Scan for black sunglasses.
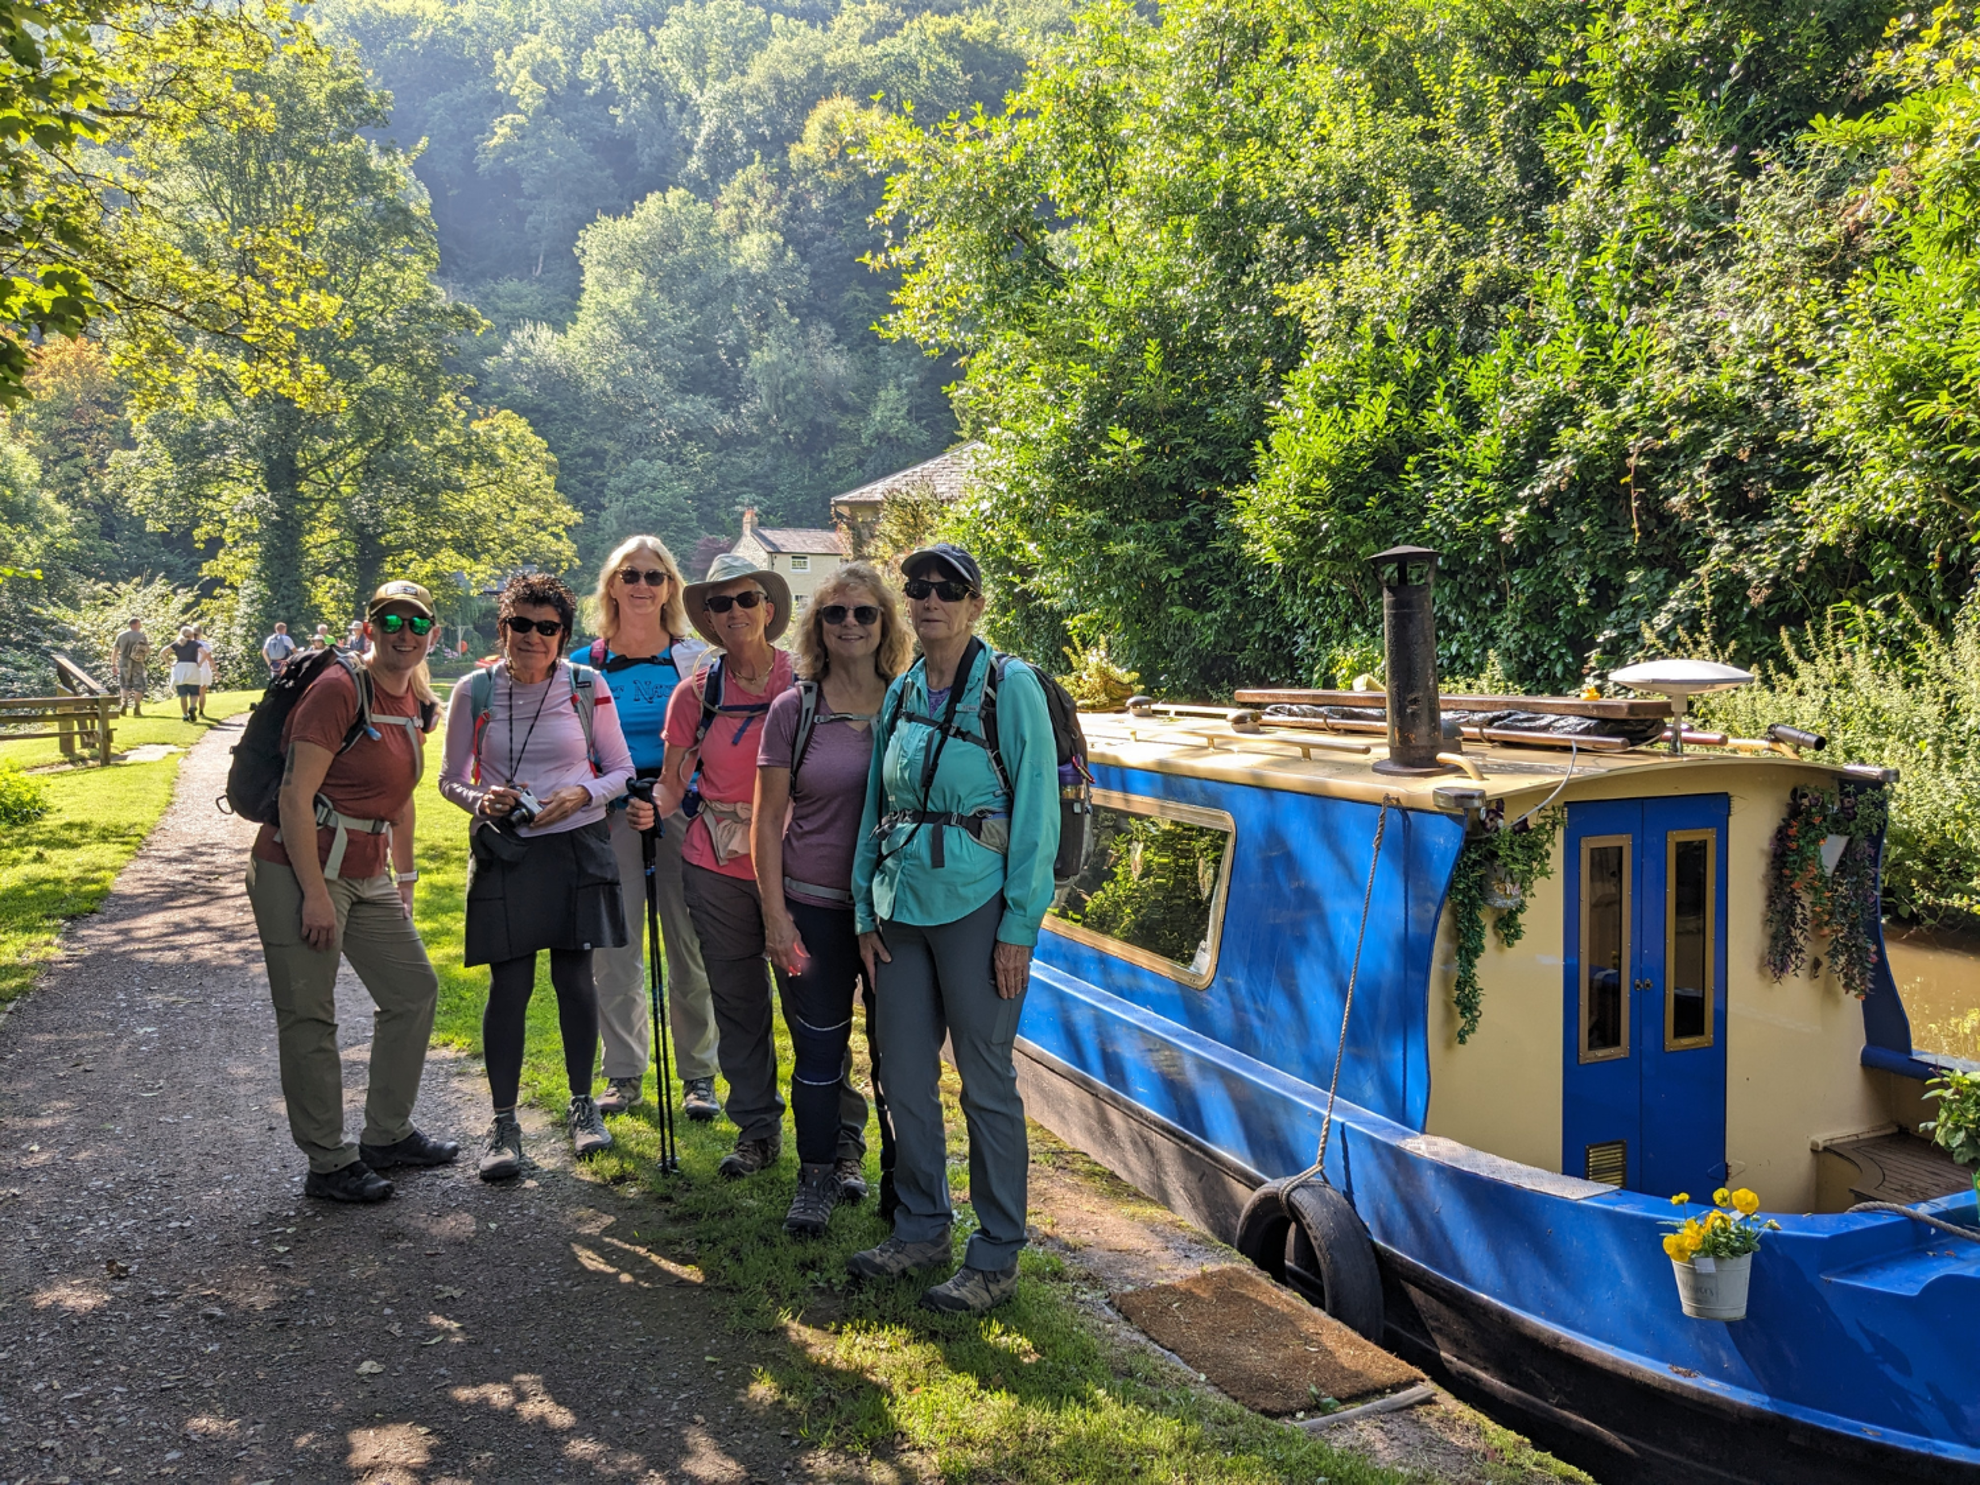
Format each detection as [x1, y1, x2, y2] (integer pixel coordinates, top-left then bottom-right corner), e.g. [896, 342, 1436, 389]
[376, 614, 434, 636]
[503, 616, 565, 637]
[703, 590, 767, 613]
[904, 578, 975, 603]
[617, 567, 670, 587]
[817, 603, 881, 626]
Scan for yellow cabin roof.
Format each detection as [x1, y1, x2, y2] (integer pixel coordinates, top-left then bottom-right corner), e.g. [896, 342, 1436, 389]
[1080, 707, 1861, 809]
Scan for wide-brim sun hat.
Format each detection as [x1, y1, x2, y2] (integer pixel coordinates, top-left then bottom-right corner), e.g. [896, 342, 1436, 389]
[684, 551, 793, 646]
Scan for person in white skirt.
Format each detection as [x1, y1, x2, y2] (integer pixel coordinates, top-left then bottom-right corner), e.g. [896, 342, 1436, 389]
[168, 627, 204, 722]
[194, 624, 216, 718]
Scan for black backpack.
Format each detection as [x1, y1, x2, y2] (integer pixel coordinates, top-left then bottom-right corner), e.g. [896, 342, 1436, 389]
[220, 649, 380, 823]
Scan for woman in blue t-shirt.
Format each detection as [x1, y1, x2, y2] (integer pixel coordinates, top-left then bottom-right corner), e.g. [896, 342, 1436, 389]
[573, 537, 717, 1124]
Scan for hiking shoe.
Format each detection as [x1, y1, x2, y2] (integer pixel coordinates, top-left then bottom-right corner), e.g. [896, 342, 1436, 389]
[846, 1232, 952, 1281]
[569, 1095, 614, 1159]
[304, 1161, 392, 1204]
[479, 1112, 524, 1182]
[717, 1135, 780, 1179]
[834, 1157, 868, 1201]
[784, 1162, 841, 1238]
[920, 1263, 1019, 1314]
[682, 1077, 720, 1122]
[360, 1128, 460, 1169]
[595, 1077, 644, 1115]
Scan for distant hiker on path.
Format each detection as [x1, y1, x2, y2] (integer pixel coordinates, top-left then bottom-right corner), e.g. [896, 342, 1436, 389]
[263, 622, 297, 677]
[168, 627, 204, 722]
[194, 624, 215, 718]
[244, 579, 459, 1203]
[113, 616, 150, 715]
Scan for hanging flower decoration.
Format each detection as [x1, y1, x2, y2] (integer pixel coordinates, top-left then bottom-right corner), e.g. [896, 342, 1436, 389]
[1448, 805, 1564, 1043]
[1763, 782, 1890, 999]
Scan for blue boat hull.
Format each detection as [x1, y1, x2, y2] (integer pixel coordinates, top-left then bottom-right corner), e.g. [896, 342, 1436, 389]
[1023, 761, 1980, 1485]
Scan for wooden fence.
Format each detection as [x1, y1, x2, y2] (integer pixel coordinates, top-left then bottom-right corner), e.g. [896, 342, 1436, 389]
[0, 694, 118, 766]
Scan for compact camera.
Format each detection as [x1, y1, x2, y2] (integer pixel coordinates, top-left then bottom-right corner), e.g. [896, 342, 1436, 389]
[508, 787, 544, 826]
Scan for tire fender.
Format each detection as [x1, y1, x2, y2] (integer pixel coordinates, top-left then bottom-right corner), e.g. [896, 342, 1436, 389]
[1234, 1178, 1385, 1344]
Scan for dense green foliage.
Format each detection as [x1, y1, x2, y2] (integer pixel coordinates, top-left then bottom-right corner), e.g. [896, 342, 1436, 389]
[1705, 609, 1980, 927]
[316, 0, 1060, 567]
[872, 0, 1980, 697]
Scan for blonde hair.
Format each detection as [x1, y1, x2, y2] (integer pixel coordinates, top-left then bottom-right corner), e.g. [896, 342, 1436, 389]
[593, 535, 689, 645]
[794, 562, 913, 681]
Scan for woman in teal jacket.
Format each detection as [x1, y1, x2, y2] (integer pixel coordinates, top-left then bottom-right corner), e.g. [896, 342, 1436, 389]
[850, 543, 1059, 1314]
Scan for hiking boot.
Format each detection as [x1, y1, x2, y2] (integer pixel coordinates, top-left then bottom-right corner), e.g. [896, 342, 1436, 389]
[784, 1162, 841, 1238]
[359, 1128, 460, 1170]
[479, 1112, 524, 1182]
[568, 1095, 614, 1159]
[834, 1157, 868, 1201]
[920, 1263, 1019, 1315]
[717, 1135, 780, 1179]
[304, 1161, 392, 1204]
[595, 1077, 644, 1115]
[682, 1077, 720, 1122]
[846, 1232, 952, 1281]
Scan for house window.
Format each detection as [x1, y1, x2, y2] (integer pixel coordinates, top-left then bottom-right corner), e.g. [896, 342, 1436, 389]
[790, 555, 810, 572]
[1045, 791, 1235, 988]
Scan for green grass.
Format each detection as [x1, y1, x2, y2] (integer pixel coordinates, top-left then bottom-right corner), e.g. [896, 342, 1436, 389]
[0, 690, 259, 770]
[0, 698, 255, 1005]
[408, 728, 1404, 1483]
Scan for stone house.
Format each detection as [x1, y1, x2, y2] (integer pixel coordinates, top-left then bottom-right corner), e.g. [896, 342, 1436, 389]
[727, 509, 846, 615]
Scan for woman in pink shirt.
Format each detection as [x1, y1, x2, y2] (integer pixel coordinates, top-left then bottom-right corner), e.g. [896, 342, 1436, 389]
[439, 573, 635, 1178]
[630, 553, 794, 1180]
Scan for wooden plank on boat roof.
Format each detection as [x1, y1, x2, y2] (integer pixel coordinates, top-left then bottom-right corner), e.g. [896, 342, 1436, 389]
[1232, 687, 1672, 719]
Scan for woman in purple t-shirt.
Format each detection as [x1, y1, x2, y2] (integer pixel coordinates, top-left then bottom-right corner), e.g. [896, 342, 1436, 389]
[752, 562, 913, 1237]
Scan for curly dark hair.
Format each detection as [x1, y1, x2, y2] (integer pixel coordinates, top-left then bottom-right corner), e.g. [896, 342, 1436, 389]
[497, 571, 577, 639]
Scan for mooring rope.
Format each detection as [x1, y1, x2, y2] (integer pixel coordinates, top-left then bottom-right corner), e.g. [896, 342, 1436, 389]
[1846, 1201, 1980, 1243]
[1283, 798, 1393, 1207]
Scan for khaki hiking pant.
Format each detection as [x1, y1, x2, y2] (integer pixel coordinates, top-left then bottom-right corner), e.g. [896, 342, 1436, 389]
[246, 857, 440, 1173]
[594, 806, 719, 1083]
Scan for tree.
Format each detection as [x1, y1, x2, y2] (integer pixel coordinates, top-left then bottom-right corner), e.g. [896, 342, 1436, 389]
[112, 38, 577, 645]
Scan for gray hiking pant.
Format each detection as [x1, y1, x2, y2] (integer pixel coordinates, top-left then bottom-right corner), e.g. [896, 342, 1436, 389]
[876, 892, 1030, 1272]
[594, 806, 719, 1083]
[680, 862, 869, 1155]
[246, 858, 439, 1174]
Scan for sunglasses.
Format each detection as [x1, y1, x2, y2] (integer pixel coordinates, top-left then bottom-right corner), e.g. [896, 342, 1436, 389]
[376, 614, 434, 636]
[502, 616, 565, 637]
[617, 567, 670, 587]
[904, 578, 976, 603]
[818, 603, 881, 626]
[703, 590, 767, 614]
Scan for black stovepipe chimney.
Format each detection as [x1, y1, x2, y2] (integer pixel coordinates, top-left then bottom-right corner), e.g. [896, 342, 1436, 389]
[1370, 545, 1451, 776]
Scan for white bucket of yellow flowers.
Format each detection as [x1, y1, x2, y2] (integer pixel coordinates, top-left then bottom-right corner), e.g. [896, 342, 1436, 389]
[1662, 1188, 1780, 1321]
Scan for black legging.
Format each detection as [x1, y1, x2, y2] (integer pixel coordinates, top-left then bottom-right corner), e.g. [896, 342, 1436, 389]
[483, 949, 598, 1109]
[774, 897, 895, 1176]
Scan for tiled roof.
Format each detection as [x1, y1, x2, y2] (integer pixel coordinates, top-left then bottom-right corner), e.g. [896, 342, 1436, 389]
[750, 527, 846, 555]
[830, 442, 983, 508]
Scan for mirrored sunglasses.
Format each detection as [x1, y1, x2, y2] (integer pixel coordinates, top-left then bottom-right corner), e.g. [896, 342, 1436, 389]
[703, 590, 767, 613]
[817, 603, 881, 626]
[376, 613, 434, 636]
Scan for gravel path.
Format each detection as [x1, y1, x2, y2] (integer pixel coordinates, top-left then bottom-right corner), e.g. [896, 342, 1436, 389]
[0, 719, 825, 1485]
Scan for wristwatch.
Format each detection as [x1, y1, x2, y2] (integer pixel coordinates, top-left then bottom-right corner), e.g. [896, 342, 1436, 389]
[395, 870, 419, 885]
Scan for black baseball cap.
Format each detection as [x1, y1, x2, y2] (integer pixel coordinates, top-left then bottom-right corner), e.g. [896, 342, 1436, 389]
[901, 543, 982, 593]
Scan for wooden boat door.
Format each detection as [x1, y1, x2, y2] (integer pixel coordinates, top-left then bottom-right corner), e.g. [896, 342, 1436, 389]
[1561, 794, 1729, 1196]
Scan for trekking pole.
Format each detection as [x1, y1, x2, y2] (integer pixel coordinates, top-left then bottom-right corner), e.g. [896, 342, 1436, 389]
[629, 780, 679, 1173]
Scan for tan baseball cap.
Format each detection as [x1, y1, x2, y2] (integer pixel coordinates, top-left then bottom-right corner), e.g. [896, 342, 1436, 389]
[366, 580, 436, 620]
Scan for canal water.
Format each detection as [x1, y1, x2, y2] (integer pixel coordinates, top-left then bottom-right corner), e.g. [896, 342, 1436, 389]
[1887, 923, 1980, 1062]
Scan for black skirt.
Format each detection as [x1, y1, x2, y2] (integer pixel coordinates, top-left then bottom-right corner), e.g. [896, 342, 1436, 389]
[464, 817, 626, 967]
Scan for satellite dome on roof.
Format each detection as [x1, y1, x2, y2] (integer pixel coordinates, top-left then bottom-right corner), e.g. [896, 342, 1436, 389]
[1610, 659, 1755, 694]
[1610, 659, 1754, 754]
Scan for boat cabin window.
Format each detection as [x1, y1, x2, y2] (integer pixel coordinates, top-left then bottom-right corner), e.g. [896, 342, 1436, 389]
[1045, 790, 1235, 988]
[1665, 830, 1715, 1049]
[1580, 836, 1631, 1063]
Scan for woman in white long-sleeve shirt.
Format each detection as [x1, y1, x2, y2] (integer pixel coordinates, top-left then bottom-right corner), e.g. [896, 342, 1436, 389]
[438, 573, 634, 1178]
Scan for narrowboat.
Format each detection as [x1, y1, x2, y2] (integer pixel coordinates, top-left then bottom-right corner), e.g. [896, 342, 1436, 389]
[1017, 549, 1980, 1485]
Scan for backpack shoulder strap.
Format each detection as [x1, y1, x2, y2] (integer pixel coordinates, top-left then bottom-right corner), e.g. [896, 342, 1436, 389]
[332, 653, 374, 756]
[692, 657, 724, 748]
[789, 679, 822, 776]
[589, 638, 607, 669]
[977, 651, 1013, 796]
[466, 664, 497, 785]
